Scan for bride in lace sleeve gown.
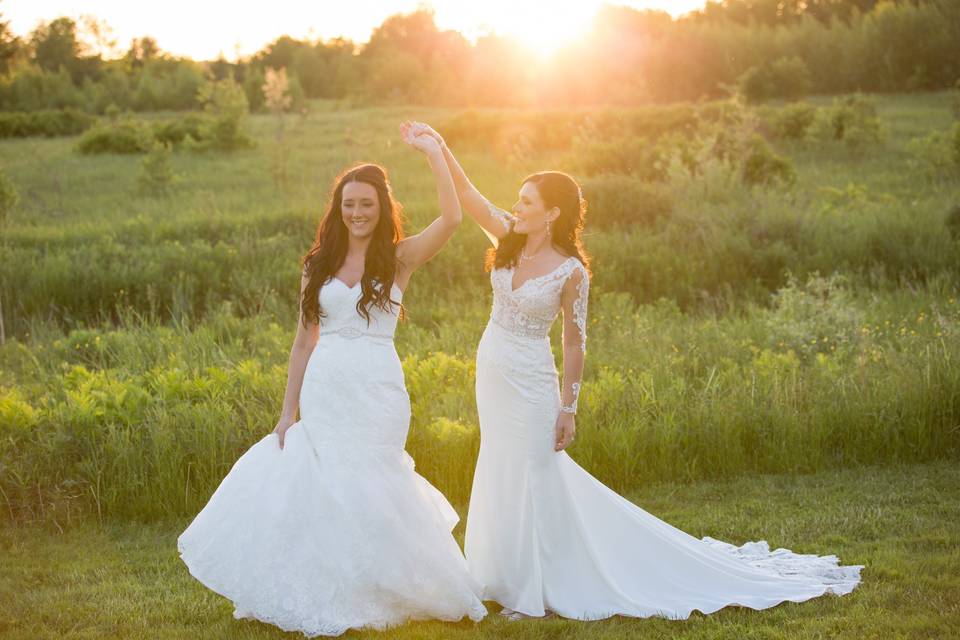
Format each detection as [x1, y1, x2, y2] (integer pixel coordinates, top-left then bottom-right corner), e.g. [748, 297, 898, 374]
[405, 121, 863, 622]
[176, 130, 487, 637]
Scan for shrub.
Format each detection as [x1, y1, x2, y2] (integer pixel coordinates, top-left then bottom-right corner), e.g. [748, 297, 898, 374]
[0, 108, 95, 138]
[579, 174, 672, 228]
[76, 118, 153, 154]
[152, 114, 208, 146]
[196, 76, 254, 152]
[137, 140, 176, 196]
[741, 135, 797, 187]
[764, 102, 818, 141]
[810, 93, 885, 151]
[739, 56, 813, 104]
[906, 123, 960, 180]
[764, 271, 862, 360]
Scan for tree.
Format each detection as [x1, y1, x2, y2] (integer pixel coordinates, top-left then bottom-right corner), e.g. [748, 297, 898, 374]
[0, 8, 20, 75]
[31, 17, 82, 72]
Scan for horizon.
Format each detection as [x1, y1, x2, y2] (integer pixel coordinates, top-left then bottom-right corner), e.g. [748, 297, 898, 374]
[4, 0, 710, 62]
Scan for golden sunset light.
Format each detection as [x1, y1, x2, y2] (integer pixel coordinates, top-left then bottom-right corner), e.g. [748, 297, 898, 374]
[4, 0, 708, 60]
[3, 0, 957, 636]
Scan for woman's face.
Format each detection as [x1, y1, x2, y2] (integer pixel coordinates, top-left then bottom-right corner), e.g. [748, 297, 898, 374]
[511, 181, 558, 235]
[341, 180, 381, 239]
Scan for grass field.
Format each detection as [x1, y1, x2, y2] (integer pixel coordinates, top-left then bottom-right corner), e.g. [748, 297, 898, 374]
[1, 90, 959, 638]
[2, 461, 959, 639]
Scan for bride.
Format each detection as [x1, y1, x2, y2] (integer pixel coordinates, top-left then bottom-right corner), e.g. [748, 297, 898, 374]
[177, 131, 487, 636]
[405, 120, 863, 621]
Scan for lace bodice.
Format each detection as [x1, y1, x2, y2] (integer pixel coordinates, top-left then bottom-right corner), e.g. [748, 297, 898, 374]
[489, 256, 589, 353]
[318, 278, 402, 340]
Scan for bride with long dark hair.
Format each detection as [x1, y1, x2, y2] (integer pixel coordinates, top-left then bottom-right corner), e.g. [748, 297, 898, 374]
[177, 131, 487, 636]
[404, 119, 863, 622]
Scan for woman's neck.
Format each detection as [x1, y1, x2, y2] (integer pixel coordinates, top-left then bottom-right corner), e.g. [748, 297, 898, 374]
[523, 230, 550, 257]
[346, 233, 373, 259]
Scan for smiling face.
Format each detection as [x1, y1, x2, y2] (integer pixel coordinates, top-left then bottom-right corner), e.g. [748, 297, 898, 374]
[511, 181, 560, 235]
[340, 180, 381, 239]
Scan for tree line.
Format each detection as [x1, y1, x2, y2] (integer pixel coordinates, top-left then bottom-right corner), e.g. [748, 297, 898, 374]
[0, 0, 956, 113]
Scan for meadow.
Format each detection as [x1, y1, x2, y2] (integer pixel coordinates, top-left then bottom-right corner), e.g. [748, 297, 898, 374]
[0, 89, 959, 637]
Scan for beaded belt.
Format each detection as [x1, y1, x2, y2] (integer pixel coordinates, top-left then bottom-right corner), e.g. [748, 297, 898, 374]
[323, 326, 394, 341]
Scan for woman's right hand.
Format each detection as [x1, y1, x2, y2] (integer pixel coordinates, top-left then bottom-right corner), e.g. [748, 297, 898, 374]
[272, 416, 296, 449]
[409, 121, 445, 147]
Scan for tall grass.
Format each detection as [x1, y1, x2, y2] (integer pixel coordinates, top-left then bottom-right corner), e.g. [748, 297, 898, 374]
[1, 91, 958, 525]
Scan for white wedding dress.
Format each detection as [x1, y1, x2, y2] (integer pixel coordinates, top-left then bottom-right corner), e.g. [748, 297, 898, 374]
[466, 254, 863, 620]
[177, 278, 487, 637]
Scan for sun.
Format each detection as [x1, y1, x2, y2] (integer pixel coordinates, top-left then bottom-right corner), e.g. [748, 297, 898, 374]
[513, 8, 596, 57]
[442, 2, 601, 58]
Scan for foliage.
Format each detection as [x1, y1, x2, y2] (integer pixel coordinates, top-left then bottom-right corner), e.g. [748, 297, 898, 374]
[137, 140, 176, 196]
[75, 117, 153, 154]
[195, 76, 254, 151]
[0, 108, 94, 138]
[0, 167, 19, 224]
[738, 56, 813, 103]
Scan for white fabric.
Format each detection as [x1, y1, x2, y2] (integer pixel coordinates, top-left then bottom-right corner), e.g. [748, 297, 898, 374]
[467, 258, 863, 620]
[178, 277, 487, 637]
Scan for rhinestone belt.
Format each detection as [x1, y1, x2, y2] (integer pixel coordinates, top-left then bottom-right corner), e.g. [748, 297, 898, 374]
[323, 326, 394, 340]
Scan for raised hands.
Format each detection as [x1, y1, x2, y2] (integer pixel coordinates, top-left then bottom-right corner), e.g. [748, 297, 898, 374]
[400, 120, 443, 156]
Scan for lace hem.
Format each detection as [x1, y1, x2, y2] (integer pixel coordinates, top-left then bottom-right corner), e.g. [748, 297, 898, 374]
[701, 536, 864, 595]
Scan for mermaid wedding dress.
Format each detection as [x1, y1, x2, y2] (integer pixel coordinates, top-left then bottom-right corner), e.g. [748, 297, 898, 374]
[466, 246, 863, 620]
[177, 277, 487, 636]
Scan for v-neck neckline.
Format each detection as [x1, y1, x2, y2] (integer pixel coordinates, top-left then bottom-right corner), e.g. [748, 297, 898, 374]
[509, 256, 575, 293]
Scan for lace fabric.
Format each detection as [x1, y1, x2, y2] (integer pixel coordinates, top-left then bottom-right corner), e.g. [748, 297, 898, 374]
[483, 197, 517, 233]
[469, 252, 863, 621]
[489, 256, 589, 349]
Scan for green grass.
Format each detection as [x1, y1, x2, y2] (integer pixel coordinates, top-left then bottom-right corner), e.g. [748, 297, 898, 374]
[1, 91, 959, 523]
[1, 461, 958, 639]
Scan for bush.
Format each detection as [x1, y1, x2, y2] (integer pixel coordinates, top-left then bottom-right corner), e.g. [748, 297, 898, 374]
[152, 114, 209, 146]
[76, 118, 153, 154]
[739, 56, 813, 104]
[0, 109, 95, 138]
[196, 76, 254, 152]
[137, 140, 176, 196]
[810, 93, 885, 151]
[579, 174, 672, 228]
[763, 102, 818, 141]
[741, 135, 797, 187]
[764, 271, 862, 360]
[906, 122, 960, 181]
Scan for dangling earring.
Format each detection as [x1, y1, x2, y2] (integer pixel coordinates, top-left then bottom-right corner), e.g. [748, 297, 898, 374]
[546, 220, 552, 237]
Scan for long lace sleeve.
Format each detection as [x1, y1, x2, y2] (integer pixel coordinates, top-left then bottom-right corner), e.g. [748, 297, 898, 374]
[482, 197, 517, 233]
[560, 261, 589, 414]
[572, 263, 589, 355]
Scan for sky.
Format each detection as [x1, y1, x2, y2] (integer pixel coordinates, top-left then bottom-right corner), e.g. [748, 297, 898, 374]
[3, 0, 710, 61]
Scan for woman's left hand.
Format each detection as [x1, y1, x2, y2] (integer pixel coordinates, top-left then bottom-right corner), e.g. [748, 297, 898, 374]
[400, 121, 441, 155]
[555, 412, 576, 451]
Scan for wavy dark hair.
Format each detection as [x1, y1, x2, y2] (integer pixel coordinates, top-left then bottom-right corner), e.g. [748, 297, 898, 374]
[485, 171, 591, 276]
[300, 163, 405, 328]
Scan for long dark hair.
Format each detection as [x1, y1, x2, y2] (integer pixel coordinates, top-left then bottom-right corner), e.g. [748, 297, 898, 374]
[300, 163, 405, 328]
[485, 171, 591, 276]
